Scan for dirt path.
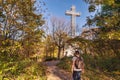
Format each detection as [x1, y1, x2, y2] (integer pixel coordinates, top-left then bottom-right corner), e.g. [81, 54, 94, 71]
[44, 60, 72, 80]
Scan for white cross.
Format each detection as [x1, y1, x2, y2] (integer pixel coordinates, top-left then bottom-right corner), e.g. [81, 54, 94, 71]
[66, 5, 80, 37]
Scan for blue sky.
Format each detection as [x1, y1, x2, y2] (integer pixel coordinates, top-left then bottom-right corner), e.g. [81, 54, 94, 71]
[42, 0, 95, 33]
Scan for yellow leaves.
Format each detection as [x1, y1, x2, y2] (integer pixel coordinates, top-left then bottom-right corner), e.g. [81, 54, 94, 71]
[0, 39, 22, 54]
[7, 0, 12, 4]
[3, 0, 16, 4]
[113, 71, 120, 75]
[0, 0, 2, 4]
[100, 30, 120, 40]
[2, 41, 5, 45]
[104, 0, 115, 6]
[0, 70, 2, 74]
[107, 31, 120, 40]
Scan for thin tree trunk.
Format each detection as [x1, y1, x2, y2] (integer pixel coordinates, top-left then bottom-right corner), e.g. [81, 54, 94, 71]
[58, 46, 61, 59]
[52, 47, 55, 58]
[62, 45, 65, 57]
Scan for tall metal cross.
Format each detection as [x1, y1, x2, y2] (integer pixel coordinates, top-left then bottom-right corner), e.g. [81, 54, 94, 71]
[66, 5, 80, 37]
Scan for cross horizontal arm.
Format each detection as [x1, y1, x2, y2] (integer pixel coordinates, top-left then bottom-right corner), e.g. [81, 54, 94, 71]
[65, 10, 80, 16]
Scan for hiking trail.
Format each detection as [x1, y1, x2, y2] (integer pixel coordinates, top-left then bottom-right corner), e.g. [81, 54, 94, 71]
[44, 60, 72, 80]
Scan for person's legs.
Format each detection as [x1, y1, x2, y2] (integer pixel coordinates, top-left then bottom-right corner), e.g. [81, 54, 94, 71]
[73, 71, 81, 80]
[76, 71, 81, 80]
[73, 71, 77, 80]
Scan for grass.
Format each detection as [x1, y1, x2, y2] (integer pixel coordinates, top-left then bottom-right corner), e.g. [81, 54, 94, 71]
[57, 55, 120, 80]
[0, 54, 47, 80]
[57, 56, 72, 72]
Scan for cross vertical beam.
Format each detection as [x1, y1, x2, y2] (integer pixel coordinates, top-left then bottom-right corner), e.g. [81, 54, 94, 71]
[65, 5, 80, 37]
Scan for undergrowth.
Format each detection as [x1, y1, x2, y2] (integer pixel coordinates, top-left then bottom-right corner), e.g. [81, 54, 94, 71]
[0, 54, 47, 80]
[57, 54, 120, 80]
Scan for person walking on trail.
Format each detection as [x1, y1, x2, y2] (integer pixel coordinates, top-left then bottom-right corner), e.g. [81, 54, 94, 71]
[72, 50, 85, 80]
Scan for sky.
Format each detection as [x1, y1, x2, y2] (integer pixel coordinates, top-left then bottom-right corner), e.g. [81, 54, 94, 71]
[41, 0, 95, 34]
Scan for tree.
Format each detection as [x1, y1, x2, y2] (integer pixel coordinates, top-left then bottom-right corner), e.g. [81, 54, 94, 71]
[50, 16, 70, 59]
[83, 0, 120, 40]
[0, 0, 45, 56]
[44, 35, 56, 58]
[82, 0, 120, 57]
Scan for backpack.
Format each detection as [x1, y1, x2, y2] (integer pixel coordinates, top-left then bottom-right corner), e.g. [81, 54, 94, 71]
[75, 57, 84, 69]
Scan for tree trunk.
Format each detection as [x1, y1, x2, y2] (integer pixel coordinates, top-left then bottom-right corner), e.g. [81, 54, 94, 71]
[62, 45, 65, 57]
[45, 45, 48, 58]
[52, 47, 55, 58]
[58, 46, 61, 59]
[50, 52, 52, 58]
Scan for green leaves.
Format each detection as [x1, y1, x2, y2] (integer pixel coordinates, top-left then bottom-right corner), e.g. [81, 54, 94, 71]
[103, 0, 115, 6]
[0, 0, 45, 39]
[83, 0, 120, 40]
[0, 0, 47, 79]
[0, 0, 45, 57]
[89, 4, 96, 12]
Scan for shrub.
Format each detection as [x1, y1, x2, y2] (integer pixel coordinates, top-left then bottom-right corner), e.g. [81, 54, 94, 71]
[0, 57, 47, 80]
[57, 56, 72, 72]
[44, 56, 57, 61]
